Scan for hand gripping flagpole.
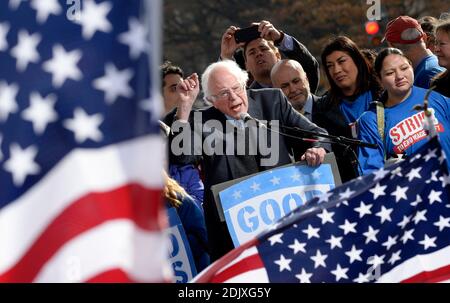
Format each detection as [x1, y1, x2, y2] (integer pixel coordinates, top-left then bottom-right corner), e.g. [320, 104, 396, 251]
[413, 85, 438, 139]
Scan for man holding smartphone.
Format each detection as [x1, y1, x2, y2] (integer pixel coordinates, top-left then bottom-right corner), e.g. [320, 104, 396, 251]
[220, 20, 320, 93]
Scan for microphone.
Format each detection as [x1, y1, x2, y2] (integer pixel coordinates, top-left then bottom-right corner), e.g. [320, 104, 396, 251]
[239, 112, 267, 128]
[240, 112, 255, 123]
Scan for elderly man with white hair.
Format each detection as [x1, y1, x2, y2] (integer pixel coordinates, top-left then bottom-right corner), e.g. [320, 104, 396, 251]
[169, 60, 329, 260]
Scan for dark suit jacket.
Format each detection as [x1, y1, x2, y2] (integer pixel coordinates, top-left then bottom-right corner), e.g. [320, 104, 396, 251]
[168, 88, 329, 260]
[249, 37, 320, 94]
[311, 94, 359, 182]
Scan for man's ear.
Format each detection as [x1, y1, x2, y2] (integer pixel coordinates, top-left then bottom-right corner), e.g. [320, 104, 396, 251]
[275, 51, 282, 60]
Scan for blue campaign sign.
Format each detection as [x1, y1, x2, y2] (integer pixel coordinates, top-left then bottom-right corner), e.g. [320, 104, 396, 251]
[166, 207, 197, 283]
[220, 164, 337, 247]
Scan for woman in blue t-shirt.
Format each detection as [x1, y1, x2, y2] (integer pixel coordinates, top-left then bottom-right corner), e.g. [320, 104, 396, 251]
[358, 48, 450, 175]
[320, 36, 382, 125]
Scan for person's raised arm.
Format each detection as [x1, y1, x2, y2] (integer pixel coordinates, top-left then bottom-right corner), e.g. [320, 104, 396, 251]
[220, 26, 245, 61]
[175, 73, 200, 122]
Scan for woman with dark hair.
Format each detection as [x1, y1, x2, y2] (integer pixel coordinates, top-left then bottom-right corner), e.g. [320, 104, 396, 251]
[357, 48, 450, 175]
[320, 36, 382, 124]
[432, 20, 450, 97]
[313, 36, 382, 181]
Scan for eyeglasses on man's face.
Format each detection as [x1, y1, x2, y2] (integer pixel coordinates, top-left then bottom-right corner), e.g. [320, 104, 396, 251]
[206, 84, 244, 102]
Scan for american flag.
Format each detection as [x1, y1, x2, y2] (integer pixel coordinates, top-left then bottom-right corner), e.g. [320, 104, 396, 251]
[0, 0, 172, 282]
[194, 138, 450, 283]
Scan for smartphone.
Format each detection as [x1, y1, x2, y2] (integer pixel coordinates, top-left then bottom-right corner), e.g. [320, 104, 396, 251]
[234, 25, 260, 43]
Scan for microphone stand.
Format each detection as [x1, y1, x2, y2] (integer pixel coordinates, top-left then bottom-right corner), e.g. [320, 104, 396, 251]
[279, 125, 378, 149]
[279, 125, 377, 179]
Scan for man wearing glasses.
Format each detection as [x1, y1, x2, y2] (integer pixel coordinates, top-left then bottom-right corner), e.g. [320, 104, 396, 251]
[169, 60, 329, 260]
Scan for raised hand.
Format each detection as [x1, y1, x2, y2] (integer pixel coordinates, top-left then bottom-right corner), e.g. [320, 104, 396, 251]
[253, 20, 282, 43]
[175, 73, 200, 121]
[220, 26, 245, 60]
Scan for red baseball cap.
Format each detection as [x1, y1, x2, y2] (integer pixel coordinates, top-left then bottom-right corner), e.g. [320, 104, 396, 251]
[383, 16, 425, 44]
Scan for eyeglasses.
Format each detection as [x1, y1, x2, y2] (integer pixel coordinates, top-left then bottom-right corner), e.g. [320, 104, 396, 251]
[206, 84, 244, 102]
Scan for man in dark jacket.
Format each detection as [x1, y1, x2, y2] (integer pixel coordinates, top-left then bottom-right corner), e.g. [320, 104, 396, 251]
[271, 59, 360, 182]
[220, 20, 320, 93]
[168, 60, 329, 260]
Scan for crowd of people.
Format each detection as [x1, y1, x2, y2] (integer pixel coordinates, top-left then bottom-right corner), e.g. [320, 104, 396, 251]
[159, 14, 450, 275]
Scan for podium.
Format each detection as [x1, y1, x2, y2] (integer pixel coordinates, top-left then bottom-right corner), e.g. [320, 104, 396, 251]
[211, 153, 342, 247]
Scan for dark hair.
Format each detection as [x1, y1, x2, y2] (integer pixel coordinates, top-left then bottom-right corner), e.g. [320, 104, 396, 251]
[418, 16, 438, 36]
[161, 61, 183, 86]
[243, 38, 278, 61]
[360, 48, 377, 68]
[374, 48, 412, 77]
[321, 36, 381, 104]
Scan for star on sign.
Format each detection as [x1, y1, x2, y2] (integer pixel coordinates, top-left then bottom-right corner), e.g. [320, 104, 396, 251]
[369, 183, 387, 200]
[406, 167, 422, 182]
[118, 18, 148, 59]
[339, 187, 355, 200]
[250, 182, 260, 191]
[331, 264, 349, 282]
[43, 44, 82, 88]
[30, 0, 62, 24]
[274, 254, 292, 272]
[419, 234, 437, 250]
[290, 172, 301, 182]
[3, 143, 40, 186]
[317, 208, 334, 224]
[10, 30, 41, 72]
[93, 63, 134, 104]
[311, 170, 321, 180]
[434, 216, 450, 231]
[391, 185, 408, 202]
[268, 233, 283, 246]
[0, 22, 10, 51]
[63, 108, 104, 143]
[382, 235, 398, 250]
[376, 206, 393, 223]
[295, 268, 312, 283]
[302, 224, 320, 239]
[76, 0, 112, 40]
[22, 92, 58, 135]
[0, 81, 19, 122]
[288, 239, 306, 254]
[363, 226, 379, 244]
[232, 190, 241, 200]
[270, 176, 280, 185]
[428, 190, 442, 204]
[388, 250, 402, 265]
[310, 250, 328, 269]
[345, 245, 363, 264]
[339, 219, 357, 235]
[354, 201, 372, 218]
